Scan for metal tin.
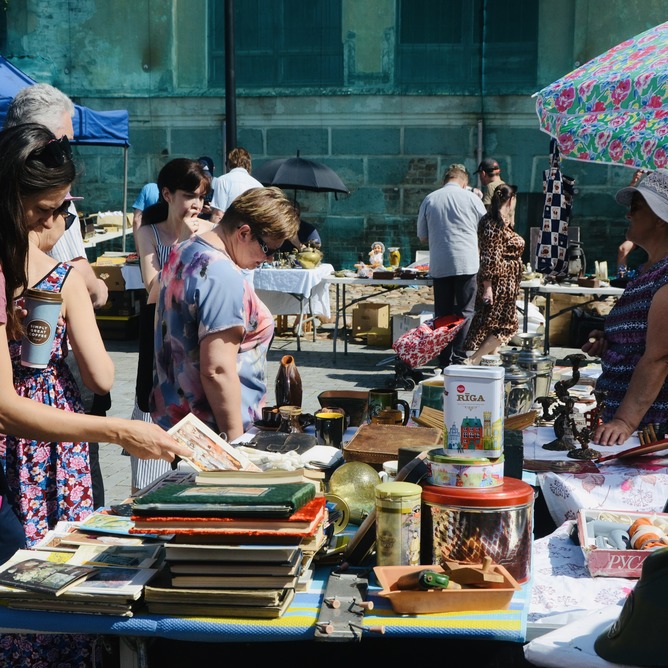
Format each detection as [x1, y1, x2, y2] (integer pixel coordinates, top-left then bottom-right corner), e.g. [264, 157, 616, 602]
[516, 333, 555, 400]
[443, 365, 505, 459]
[426, 448, 504, 488]
[375, 482, 422, 566]
[422, 478, 535, 583]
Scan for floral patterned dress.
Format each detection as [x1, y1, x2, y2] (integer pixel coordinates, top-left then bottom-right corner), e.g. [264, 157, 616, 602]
[0, 263, 94, 548]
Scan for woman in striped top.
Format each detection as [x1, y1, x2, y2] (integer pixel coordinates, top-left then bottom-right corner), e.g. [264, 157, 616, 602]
[131, 159, 214, 492]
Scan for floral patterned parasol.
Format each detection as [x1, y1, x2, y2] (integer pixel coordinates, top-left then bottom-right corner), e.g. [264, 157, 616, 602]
[534, 21, 668, 170]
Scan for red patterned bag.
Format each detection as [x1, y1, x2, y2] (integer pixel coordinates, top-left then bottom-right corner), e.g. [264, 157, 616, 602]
[392, 315, 465, 368]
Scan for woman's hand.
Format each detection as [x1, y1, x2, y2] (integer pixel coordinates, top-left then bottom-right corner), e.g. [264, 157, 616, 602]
[116, 420, 190, 461]
[482, 282, 493, 306]
[581, 329, 607, 357]
[591, 418, 635, 446]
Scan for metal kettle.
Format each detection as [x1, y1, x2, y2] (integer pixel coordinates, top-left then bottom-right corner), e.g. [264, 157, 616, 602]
[515, 333, 556, 400]
[499, 348, 536, 417]
[566, 241, 587, 279]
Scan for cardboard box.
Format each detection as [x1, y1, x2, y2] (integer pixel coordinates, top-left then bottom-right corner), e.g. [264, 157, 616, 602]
[96, 290, 141, 317]
[577, 508, 668, 577]
[352, 303, 390, 337]
[95, 314, 139, 340]
[392, 312, 434, 343]
[93, 264, 126, 291]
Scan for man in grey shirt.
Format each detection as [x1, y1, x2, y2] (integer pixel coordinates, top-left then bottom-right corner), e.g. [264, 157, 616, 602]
[417, 163, 487, 366]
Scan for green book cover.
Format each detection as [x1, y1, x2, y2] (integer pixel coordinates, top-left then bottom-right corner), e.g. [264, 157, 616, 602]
[132, 482, 316, 518]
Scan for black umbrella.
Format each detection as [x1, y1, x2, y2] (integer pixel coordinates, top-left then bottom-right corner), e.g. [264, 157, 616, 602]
[253, 154, 349, 195]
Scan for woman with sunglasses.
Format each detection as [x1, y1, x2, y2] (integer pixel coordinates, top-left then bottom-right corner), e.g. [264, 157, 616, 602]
[150, 186, 299, 441]
[0, 124, 189, 558]
[130, 158, 214, 492]
[1, 185, 117, 547]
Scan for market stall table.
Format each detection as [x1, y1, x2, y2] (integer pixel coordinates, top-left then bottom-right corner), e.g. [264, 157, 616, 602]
[522, 426, 668, 527]
[325, 275, 434, 361]
[519, 281, 623, 354]
[253, 263, 334, 350]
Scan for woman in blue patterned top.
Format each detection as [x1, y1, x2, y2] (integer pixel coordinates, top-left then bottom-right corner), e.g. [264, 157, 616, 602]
[150, 187, 299, 442]
[583, 171, 668, 445]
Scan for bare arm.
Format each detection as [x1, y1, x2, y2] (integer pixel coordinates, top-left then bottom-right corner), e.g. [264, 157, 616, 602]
[135, 224, 161, 296]
[0, 323, 189, 461]
[68, 256, 108, 309]
[593, 285, 668, 445]
[199, 326, 245, 441]
[61, 268, 115, 394]
[210, 208, 223, 224]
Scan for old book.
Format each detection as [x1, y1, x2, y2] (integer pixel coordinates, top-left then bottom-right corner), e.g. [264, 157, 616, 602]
[67, 566, 159, 599]
[167, 548, 302, 577]
[132, 481, 317, 518]
[143, 588, 295, 619]
[170, 573, 298, 590]
[143, 583, 289, 607]
[130, 496, 326, 536]
[4, 597, 134, 617]
[195, 467, 324, 487]
[0, 550, 96, 597]
[168, 412, 261, 472]
[164, 542, 300, 564]
[68, 544, 163, 570]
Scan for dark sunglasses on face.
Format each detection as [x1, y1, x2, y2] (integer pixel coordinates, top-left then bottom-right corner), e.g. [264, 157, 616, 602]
[32, 136, 73, 168]
[56, 201, 77, 230]
[254, 235, 281, 257]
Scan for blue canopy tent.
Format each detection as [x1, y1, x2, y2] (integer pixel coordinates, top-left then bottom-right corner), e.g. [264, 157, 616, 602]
[0, 56, 131, 249]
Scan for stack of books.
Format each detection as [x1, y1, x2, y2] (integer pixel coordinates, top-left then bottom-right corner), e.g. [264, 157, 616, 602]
[0, 543, 162, 617]
[129, 477, 327, 618]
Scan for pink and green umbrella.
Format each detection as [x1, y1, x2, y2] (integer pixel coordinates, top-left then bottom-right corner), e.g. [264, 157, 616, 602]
[534, 21, 668, 170]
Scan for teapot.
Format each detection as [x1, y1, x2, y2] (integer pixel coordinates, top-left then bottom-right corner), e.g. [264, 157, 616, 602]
[566, 241, 587, 279]
[295, 244, 323, 269]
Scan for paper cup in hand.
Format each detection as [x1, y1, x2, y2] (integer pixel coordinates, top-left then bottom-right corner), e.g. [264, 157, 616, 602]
[21, 288, 62, 368]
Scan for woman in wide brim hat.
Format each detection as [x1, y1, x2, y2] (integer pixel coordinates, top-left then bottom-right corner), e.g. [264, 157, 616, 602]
[583, 170, 668, 445]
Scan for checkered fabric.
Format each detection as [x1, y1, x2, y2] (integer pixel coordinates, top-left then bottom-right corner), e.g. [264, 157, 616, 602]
[535, 139, 576, 277]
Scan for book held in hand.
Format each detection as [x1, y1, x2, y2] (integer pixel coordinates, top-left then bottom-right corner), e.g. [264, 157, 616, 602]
[0, 550, 96, 597]
[168, 413, 261, 472]
[132, 481, 317, 518]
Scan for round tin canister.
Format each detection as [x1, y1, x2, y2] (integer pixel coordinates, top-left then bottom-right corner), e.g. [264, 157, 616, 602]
[426, 448, 504, 488]
[421, 478, 535, 583]
[375, 482, 422, 566]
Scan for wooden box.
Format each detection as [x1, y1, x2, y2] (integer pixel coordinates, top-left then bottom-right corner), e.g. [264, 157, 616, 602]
[343, 424, 442, 469]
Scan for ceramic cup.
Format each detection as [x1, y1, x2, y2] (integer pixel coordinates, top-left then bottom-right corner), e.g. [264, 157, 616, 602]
[315, 409, 346, 447]
[420, 379, 444, 412]
[368, 388, 410, 425]
[20, 288, 63, 368]
[261, 405, 281, 427]
[371, 408, 404, 425]
[379, 460, 399, 482]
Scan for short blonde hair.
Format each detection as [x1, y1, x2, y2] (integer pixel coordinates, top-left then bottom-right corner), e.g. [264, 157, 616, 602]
[443, 163, 469, 184]
[221, 187, 300, 240]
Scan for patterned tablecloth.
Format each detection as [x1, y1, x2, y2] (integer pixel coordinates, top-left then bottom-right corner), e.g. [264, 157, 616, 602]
[523, 426, 668, 526]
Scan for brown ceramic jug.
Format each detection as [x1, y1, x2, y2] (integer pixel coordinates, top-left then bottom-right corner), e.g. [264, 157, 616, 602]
[275, 355, 303, 408]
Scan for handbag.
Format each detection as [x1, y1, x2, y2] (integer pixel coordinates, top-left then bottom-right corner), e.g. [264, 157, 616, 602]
[392, 315, 465, 369]
[535, 138, 576, 277]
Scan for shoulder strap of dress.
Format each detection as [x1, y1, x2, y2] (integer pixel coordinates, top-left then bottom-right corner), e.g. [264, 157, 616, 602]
[150, 224, 162, 247]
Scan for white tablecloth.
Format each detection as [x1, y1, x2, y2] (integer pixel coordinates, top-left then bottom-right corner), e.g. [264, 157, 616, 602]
[524, 426, 668, 526]
[253, 263, 334, 317]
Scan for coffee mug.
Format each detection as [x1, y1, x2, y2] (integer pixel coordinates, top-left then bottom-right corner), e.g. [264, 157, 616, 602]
[420, 379, 444, 412]
[261, 405, 281, 427]
[315, 409, 346, 447]
[371, 408, 404, 425]
[367, 388, 410, 425]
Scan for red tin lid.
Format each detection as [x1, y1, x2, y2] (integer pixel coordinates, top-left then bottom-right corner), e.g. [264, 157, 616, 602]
[421, 477, 534, 508]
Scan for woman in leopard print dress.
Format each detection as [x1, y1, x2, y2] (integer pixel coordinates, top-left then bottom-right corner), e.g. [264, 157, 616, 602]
[464, 184, 524, 364]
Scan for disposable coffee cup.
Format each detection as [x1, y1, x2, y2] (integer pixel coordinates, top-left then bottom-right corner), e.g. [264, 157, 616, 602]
[21, 288, 62, 369]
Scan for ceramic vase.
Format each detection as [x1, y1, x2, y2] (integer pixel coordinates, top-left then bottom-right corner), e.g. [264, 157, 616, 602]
[275, 355, 303, 408]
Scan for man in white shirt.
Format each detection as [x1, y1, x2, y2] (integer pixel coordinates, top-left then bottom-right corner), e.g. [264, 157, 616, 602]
[5, 83, 108, 308]
[417, 163, 487, 366]
[209, 147, 262, 224]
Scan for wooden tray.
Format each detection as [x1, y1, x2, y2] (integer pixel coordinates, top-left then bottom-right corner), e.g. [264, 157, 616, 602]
[343, 424, 442, 467]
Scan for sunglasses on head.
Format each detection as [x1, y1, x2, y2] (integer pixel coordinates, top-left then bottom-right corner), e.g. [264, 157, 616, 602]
[254, 234, 281, 258]
[56, 201, 77, 230]
[32, 136, 73, 168]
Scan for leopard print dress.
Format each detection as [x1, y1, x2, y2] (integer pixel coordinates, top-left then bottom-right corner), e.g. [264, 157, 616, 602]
[464, 214, 525, 351]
